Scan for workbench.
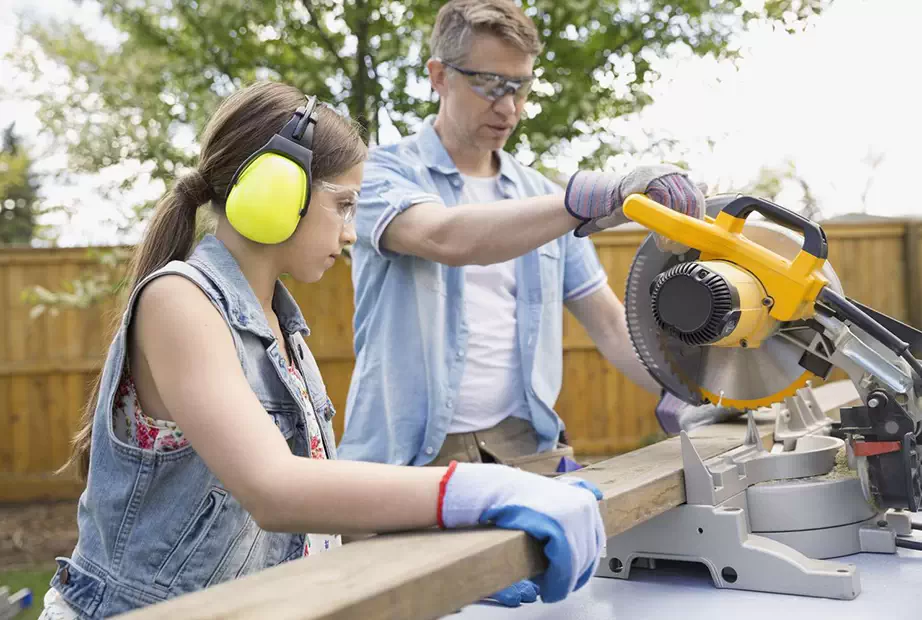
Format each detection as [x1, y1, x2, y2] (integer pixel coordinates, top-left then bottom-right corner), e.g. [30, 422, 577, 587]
[452, 544, 922, 619]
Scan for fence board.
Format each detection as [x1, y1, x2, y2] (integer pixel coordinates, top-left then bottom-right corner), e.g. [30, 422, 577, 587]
[0, 221, 917, 502]
[0, 376, 11, 472]
[9, 377, 30, 474]
[0, 264, 8, 369]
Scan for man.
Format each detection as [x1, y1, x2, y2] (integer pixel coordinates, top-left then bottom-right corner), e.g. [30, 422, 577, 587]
[339, 0, 708, 475]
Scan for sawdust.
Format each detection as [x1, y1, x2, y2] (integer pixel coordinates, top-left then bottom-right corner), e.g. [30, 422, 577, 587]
[754, 446, 858, 485]
[816, 446, 858, 481]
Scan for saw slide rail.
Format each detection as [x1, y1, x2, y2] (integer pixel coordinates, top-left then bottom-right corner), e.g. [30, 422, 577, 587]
[113, 382, 857, 620]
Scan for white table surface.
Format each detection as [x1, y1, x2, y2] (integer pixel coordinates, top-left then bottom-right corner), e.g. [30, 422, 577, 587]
[449, 544, 922, 620]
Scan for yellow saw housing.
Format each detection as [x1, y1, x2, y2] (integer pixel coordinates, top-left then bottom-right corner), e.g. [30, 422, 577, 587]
[624, 194, 832, 409]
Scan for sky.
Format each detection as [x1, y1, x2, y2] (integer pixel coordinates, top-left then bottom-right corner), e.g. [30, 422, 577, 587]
[1, 0, 920, 246]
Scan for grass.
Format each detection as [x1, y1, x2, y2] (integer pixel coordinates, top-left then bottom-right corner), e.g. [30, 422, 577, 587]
[0, 567, 55, 620]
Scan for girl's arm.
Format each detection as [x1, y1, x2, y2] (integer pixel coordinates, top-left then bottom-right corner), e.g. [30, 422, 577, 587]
[133, 275, 444, 534]
[133, 274, 605, 604]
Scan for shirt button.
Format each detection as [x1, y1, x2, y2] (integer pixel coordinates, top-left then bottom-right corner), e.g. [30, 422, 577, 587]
[425, 446, 434, 455]
[456, 350, 464, 359]
[446, 399, 453, 409]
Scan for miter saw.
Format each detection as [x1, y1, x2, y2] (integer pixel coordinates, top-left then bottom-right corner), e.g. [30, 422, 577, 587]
[596, 193, 922, 599]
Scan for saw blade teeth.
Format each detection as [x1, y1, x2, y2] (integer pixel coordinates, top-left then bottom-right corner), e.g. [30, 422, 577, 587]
[624, 236, 706, 404]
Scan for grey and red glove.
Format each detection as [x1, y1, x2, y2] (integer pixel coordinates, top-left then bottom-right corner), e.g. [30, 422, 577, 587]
[654, 390, 743, 435]
[564, 164, 706, 253]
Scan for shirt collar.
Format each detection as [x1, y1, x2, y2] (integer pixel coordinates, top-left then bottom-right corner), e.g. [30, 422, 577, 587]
[416, 115, 517, 187]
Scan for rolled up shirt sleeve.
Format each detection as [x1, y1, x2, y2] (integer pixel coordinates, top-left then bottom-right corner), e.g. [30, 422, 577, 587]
[541, 177, 608, 301]
[356, 149, 444, 259]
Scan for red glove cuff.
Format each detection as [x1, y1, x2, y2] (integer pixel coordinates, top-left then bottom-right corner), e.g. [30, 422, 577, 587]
[437, 460, 459, 529]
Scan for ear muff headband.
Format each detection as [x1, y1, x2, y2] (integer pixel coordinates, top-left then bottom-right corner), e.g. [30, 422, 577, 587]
[225, 96, 319, 244]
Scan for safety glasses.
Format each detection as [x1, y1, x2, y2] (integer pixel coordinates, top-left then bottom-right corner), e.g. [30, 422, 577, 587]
[436, 59, 535, 103]
[316, 180, 358, 224]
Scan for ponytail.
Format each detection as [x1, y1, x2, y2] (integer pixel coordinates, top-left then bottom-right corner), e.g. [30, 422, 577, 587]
[62, 170, 212, 480]
[61, 80, 367, 482]
[127, 170, 213, 292]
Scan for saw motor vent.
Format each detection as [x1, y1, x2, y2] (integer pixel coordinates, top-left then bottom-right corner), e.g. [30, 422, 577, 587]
[650, 262, 734, 346]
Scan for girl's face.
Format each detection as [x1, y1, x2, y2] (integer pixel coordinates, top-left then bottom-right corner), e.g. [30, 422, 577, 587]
[281, 162, 362, 283]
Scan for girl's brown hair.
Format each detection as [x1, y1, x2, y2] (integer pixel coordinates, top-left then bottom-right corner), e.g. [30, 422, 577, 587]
[65, 81, 367, 479]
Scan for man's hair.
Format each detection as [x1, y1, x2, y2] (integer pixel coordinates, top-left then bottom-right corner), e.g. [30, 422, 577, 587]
[429, 0, 544, 65]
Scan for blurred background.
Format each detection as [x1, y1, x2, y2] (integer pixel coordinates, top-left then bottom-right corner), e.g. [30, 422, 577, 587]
[1, 0, 919, 615]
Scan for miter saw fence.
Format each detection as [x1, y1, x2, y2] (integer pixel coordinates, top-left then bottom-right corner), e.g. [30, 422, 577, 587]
[623, 193, 922, 514]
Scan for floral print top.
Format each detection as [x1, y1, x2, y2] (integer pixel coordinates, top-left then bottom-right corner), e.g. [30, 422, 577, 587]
[113, 351, 340, 557]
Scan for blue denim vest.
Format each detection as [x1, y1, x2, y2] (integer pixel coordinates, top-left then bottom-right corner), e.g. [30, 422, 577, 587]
[48, 235, 337, 618]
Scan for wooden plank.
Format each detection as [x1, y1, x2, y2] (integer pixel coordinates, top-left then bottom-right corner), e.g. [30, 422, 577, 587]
[28, 373, 53, 474]
[0, 474, 85, 502]
[823, 223, 907, 239]
[47, 373, 71, 471]
[0, 246, 131, 266]
[9, 377, 31, 474]
[61, 262, 84, 360]
[906, 221, 922, 328]
[0, 357, 106, 377]
[6, 263, 28, 363]
[0, 264, 9, 366]
[569, 436, 664, 456]
[116, 420, 772, 620]
[118, 381, 858, 620]
[0, 376, 12, 472]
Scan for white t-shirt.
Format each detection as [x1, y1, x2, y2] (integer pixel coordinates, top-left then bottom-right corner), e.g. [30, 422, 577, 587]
[449, 173, 530, 433]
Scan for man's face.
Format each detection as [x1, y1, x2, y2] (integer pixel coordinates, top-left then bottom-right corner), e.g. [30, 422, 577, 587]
[433, 34, 536, 152]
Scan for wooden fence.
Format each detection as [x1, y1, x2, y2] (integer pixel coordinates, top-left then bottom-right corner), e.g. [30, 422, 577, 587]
[2, 220, 920, 502]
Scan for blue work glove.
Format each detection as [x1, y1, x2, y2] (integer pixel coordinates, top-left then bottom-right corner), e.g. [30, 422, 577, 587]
[438, 461, 606, 604]
[564, 164, 706, 253]
[481, 580, 540, 607]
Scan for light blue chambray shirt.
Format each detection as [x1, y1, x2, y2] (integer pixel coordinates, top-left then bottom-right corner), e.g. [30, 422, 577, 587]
[337, 116, 608, 466]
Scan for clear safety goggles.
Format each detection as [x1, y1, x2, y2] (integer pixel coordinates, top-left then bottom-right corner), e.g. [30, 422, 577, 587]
[436, 58, 535, 103]
[315, 180, 359, 224]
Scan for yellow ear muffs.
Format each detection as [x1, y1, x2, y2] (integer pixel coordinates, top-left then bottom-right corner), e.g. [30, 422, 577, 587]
[224, 96, 319, 245]
[226, 152, 308, 244]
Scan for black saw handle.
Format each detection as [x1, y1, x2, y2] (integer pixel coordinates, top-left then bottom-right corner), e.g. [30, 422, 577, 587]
[720, 196, 829, 260]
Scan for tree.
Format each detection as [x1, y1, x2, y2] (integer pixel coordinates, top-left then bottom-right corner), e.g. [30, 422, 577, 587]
[11, 0, 827, 199]
[9, 0, 826, 308]
[0, 123, 43, 245]
[741, 160, 821, 220]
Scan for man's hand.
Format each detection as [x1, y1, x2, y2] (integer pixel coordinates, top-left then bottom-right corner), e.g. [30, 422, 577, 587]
[654, 390, 743, 434]
[564, 164, 706, 253]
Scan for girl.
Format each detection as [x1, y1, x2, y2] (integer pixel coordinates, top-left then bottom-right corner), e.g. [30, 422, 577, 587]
[40, 81, 605, 619]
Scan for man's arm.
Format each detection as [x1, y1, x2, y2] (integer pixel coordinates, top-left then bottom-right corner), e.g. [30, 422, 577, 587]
[565, 285, 661, 394]
[381, 196, 579, 266]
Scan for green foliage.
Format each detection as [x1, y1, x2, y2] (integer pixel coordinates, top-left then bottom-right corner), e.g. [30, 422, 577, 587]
[19, 209, 216, 319]
[20, 246, 132, 319]
[7, 0, 826, 311]
[741, 159, 820, 220]
[0, 124, 46, 245]
[11, 0, 827, 187]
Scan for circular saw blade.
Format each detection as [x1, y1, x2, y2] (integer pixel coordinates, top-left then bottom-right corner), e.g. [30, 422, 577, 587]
[624, 196, 844, 408]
